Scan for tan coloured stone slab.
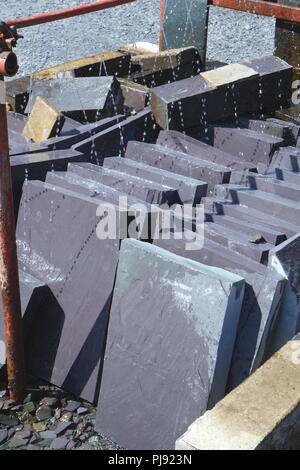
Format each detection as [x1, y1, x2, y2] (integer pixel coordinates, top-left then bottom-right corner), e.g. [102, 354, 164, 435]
[201, 63, 258, 87]
[22, 96, 65, 144]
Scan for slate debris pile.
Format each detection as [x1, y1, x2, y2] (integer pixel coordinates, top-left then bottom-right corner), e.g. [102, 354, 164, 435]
[0, 377, 121, 451]
[1, 48, 300, 450]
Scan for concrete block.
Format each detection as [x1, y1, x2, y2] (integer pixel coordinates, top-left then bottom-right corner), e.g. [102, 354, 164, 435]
[104, 156, 207, 205]
[157, 130, 257, 171]
[95, 238, 245, 450]
[25, 77, 124, 122]
[176, 335, 300, 450]
[125, 141, 231, 194]
[16, 180, 120, 402]
[72, 108, 159, 164]
[22, 97, 65, 144]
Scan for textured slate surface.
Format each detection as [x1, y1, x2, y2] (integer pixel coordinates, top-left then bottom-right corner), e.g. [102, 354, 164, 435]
[0, 272, 47, 368]
[72, 108, 159, 164]
[25, 77, 124, 121]
[153, 232, 285, 390]
[96, 238, 244, 450]
[10, 149, 86, 218]
[104, 156, 207, 205]
[125, 141, 231, 194]
[68, 162, 180, 205]
[16, 180, 120, 402]
[157, 130, 257, 172]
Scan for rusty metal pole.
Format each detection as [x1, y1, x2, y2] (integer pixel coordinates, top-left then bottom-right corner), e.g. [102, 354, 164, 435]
[0, 75, 26, 403]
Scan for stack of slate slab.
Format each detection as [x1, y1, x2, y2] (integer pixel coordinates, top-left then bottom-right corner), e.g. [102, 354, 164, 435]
[3, 50, 300, 450]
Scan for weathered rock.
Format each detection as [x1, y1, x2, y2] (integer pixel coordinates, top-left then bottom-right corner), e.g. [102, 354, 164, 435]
[36, 405, 53, 422]
[96, 238, 245, 450]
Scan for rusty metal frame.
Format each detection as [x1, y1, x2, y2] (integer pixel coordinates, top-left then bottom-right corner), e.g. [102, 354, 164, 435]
[210, 0, 300, 24]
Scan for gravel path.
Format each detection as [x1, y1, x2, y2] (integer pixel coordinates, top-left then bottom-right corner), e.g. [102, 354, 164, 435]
[1, 1, 276, 77]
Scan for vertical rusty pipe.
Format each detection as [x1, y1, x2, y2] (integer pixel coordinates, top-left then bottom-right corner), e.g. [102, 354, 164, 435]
[0, 77, 26, 403]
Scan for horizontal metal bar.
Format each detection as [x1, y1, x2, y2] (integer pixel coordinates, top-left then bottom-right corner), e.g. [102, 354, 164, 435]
[210, 0, 300, 23]
[5, 0, 136, 29]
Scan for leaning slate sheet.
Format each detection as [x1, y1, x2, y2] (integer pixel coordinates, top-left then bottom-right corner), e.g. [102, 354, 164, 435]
[16, 180, 120, 403]
[95, 238, 245, 450]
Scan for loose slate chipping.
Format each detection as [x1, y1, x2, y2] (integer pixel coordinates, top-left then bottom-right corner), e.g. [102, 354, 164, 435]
[16, 180, 120, 403]
[96, 238, 245, 450]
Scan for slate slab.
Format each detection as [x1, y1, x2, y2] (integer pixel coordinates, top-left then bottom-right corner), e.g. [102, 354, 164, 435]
[25, 77, 124, 122]
[157, 130, 257, 172]
[125, 141, 231, 194]
[104, 156, 207, 205]
[72, 108, 159, 164]
[10, 148, 86, 217]
[16, 180, 120, 402]
[95, 238, 245, 450]
[68, 162, 181, 206]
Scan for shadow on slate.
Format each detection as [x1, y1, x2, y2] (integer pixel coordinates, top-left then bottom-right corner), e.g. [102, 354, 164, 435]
[95, 238, 245, 450]
[72, 108, 159, 164]
[16, 180, 120, 403]
[0, 271, 50, 369]
[10, 149, 86, 219]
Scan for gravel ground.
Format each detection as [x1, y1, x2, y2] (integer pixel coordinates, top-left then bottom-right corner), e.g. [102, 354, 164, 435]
[1, 1, 276, 77]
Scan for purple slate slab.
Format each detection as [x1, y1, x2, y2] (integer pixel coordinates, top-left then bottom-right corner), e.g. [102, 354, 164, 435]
[153, 232, 285, 390]
[272, 147, 300, 172]
[206, 126, 283, 165]
[237, 116, 297, 146]
[45, 171, 156, 241]
[68, 162, 181, 206]
[72, 108, 159, 164]
[230, 170, 300, 202]
[10, 148, 86, 218]
[7, 112, 27, 133]
[258, 163, 300, 185]
[211, 198, 300, 239]
[204, 221, 273, 264]
[156, 130, 257, 172]
[215, 185, 300, 225]
[16, 180, 120, 402]
[103, 156, 207, 205]
[244, 56, 292, 113]
[0, 272, 48, 368]
[44, 115, 126, 150]
[206, 213, 286, 246]
[125, 141, 231, 194]
[25, 77, 124, 122]
[96, 238, 245, 450]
